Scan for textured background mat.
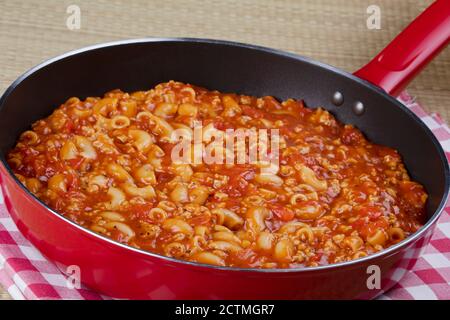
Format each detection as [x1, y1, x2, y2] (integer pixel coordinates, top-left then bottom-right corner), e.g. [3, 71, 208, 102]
[0, 0, 449, 299]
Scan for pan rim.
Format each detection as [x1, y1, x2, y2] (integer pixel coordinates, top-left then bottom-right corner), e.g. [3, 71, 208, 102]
[0, 37, 448, 274]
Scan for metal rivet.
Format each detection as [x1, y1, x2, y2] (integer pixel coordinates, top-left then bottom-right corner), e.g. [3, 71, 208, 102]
[353, 101, 365, 115]
[332, 91, 344, 106]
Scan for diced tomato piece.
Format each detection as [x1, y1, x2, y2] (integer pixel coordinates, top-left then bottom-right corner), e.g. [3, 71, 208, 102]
[67, 157, 84, 170]
[64, 119, 75, 133]
[66, 172, 80, 190]
[271, 205, 295, 221]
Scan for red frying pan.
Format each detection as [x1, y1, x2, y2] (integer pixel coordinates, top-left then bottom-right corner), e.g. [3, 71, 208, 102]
[0, 0, 449, 299]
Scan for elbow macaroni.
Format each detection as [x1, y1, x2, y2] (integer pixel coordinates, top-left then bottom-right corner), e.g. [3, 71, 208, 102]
[7, 81, 427, 268]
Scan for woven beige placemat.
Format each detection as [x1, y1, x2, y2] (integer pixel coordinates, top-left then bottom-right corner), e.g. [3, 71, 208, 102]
[0, 0, 449, 299]
[1, 0, 449, 120]
[0, 291, 10, 300]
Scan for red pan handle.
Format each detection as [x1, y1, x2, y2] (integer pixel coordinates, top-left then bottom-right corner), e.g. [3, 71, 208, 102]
[354, 0, 450, 97]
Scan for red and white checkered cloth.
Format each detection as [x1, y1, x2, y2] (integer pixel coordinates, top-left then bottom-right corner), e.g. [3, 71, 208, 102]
[0, 92, 449, 300]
